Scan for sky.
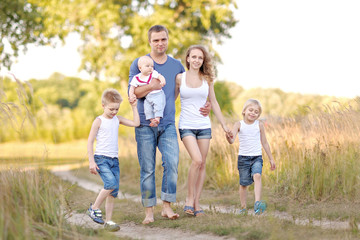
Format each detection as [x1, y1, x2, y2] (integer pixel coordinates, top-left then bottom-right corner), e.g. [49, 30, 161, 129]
[7, 0, 360, 98]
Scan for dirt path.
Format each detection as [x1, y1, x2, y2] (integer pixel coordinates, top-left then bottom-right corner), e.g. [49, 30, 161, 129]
[52, 168, 359, 237]
[53, 169, 234, 240]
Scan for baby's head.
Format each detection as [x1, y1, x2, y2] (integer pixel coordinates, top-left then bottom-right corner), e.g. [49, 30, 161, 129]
[242, 99, 262, 118]
[101, 88, 122, 106]
[138, 56, 154, 75]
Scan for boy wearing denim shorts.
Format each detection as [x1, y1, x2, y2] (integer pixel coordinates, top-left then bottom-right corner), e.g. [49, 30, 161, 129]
[87, 88, 139, 231]
[226, 99, 276, 215]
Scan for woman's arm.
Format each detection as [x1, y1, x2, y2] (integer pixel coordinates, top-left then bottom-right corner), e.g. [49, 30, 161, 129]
[175, 73, 182, 100]
[208, 82, 229, 132]
[226, 121, 240, 144]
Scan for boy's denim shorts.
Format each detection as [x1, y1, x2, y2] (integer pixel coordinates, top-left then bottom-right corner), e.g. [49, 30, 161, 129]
[94, 155, 120, 198]
[178, 128, 212, 140]
[238, 155, 263, 186]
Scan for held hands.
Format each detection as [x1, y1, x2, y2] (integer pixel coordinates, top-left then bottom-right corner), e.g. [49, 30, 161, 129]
[225, 130, 234, 140]
[128, 93, 137, 105]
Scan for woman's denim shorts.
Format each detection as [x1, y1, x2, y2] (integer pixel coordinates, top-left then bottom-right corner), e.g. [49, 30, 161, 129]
[238, 155, 263, 186]
[179, 128, 212, 140]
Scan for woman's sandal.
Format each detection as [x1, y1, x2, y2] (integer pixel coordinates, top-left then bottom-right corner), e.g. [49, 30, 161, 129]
[183, 205, 195, 216]
[194, 209, 205, 217]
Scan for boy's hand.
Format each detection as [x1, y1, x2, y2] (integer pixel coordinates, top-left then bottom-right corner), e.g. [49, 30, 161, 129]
[269, 159, 276, 171]
[89, 161, 99, 175]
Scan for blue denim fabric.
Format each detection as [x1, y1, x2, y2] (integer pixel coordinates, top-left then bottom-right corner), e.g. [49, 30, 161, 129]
[135, 123, 179, 207]
[179, 128, 212, 140]
[144, 90, 166, 120]
[94, 155, 120, 197]
[238, 155, 263, 186]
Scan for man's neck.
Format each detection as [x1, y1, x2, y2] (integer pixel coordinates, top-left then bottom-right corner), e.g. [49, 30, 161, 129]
[150, 52, 167, 64]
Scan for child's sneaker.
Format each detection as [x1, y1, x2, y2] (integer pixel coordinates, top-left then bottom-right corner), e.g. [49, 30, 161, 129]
[87, 203, 104, 224]
[104, 221, 120, 232]
[238, 208, 247, 215]
[254, 201, 267, 215]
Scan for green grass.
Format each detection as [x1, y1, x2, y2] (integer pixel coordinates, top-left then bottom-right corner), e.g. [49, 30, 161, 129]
[65, 183, 359, 240]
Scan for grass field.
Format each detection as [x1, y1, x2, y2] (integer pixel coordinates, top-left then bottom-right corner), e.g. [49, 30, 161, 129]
[1, 104, 359, 239]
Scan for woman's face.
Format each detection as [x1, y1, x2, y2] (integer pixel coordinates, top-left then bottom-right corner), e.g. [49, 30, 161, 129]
[187, 48, 204, 70]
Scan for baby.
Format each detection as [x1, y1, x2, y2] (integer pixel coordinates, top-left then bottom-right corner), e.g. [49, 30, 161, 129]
[129, 56, 166, 127]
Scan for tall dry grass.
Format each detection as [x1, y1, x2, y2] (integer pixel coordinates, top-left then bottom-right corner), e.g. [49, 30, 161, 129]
[0, 169, 91, 239]
[268, 103, 360, 201]
[205, 102, 360, 202]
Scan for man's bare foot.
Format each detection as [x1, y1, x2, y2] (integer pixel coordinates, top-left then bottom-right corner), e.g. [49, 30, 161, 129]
[161, 206, 179, 220]
[142, 216, 154, 225]
[142, 207, 154, 225]
[149, 118, 159, 127]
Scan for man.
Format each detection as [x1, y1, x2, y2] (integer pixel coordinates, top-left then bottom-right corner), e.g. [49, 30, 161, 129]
[128, 25, 210, 224]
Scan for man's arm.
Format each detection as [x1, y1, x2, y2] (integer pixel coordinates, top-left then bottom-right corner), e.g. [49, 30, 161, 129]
[134, 78, 162, 98]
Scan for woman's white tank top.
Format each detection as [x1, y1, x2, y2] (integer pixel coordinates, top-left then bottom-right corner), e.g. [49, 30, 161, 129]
[95, 115, 119, 158]
[238, 120, 262, 156]
[179, 72, 211, 129]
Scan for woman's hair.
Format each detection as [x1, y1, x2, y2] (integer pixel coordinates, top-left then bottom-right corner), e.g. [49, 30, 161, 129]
[242, 99, 262, 116]
[185, 45, 215, 84]
[101, 88, 123, 105]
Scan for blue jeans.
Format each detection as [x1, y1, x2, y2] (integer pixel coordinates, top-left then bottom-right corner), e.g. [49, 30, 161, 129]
[94, 155, 120, 197]
[238, 155, 263, 186]
[135, 123, 179, 207]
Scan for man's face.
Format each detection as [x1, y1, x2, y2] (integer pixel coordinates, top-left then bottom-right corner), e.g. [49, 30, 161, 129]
[149, 31, 168, 55]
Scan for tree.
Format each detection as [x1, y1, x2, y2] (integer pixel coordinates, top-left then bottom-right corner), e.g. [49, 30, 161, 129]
[31, 0, 238, 82]
[0, 0, 51, 69]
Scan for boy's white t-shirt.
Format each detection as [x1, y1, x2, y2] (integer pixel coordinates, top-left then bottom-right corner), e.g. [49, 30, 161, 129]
[94, 115, 119, 158]
[238, 120, 262, 156]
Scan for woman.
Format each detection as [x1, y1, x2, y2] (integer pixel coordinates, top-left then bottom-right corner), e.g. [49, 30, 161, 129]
[175, 45, 230, 216]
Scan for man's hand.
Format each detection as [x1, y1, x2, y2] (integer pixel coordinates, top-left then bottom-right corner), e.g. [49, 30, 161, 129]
[199, 101, 211, 117]
[149, 77, 163, 91]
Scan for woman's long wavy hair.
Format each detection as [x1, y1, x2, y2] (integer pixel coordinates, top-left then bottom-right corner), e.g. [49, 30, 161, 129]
[185, 45, 215, 84]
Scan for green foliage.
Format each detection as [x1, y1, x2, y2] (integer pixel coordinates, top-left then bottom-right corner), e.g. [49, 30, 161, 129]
[213, 81, 235, 115]
[22, 0, 238, 81]
[0, 0, 51, 69]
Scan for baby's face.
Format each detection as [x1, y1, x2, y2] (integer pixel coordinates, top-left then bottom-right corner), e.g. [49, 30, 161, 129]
[139, 58, 154, 76]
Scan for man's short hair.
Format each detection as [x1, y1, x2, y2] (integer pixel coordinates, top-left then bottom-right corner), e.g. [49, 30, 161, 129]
[148, 25, 169, 41]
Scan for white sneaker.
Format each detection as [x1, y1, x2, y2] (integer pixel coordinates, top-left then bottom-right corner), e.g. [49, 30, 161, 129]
[104, 221, 120, 231]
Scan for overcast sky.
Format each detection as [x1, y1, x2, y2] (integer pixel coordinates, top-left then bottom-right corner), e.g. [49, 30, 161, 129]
[8, 0, 360, 98]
